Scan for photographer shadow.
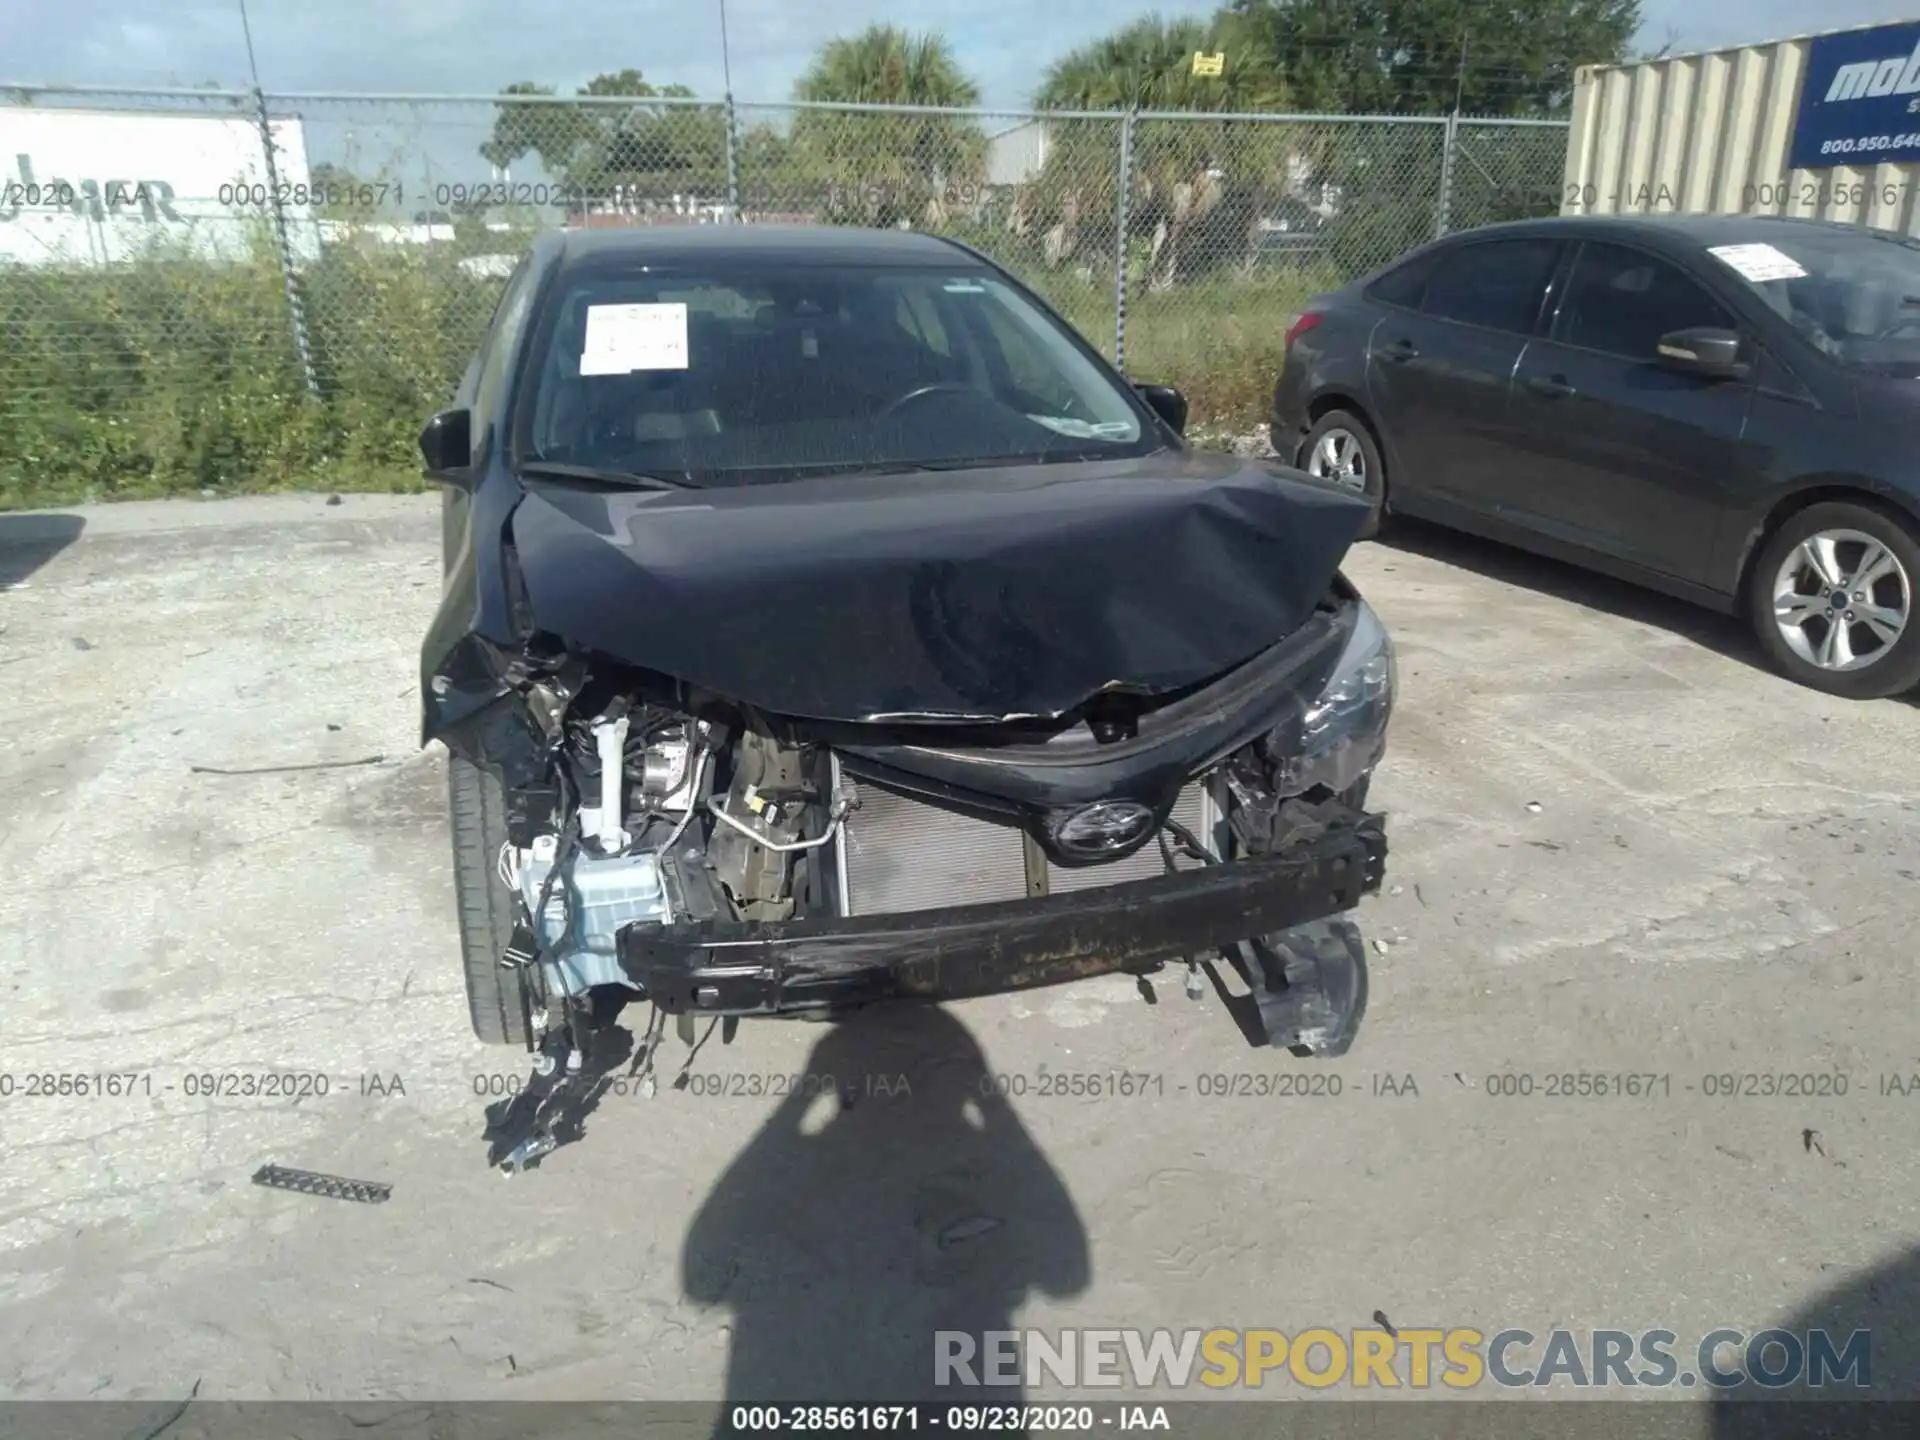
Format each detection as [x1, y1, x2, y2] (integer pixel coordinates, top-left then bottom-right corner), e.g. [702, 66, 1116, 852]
[681, 1004, 1090, 1433]
[1710, 1242, 1920, 1438]
[0, 510, 84, 587]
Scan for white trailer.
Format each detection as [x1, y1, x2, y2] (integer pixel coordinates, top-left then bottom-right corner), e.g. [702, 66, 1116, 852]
[0, 107, 321, 265]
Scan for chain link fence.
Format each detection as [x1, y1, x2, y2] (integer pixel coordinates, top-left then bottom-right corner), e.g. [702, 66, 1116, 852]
[1446, 117, 1581, 233]
[0, 85, 1567, 504]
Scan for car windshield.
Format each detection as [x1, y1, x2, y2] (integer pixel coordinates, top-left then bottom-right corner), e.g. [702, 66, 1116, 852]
[516, 259, 1152, 484]
[1707, 228, 1920, 375]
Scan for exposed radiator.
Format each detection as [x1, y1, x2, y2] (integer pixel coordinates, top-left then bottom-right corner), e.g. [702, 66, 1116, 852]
[837, 774, 1211, 916]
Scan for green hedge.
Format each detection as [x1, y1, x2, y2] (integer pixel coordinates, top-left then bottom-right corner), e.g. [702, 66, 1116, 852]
[0, 237, 500, 508]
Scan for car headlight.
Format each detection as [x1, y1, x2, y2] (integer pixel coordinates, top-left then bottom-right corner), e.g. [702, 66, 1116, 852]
[1267, 599, 1395, 798]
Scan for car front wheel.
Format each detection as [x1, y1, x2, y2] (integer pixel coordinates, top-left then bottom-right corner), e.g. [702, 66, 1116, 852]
[1299, 410, 1385, 540]
[448, 753, 532, 1046]
[1749, 501, 1920, 699]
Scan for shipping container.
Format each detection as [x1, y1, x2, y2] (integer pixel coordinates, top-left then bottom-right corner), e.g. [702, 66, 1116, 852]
[0, 108, 320, 266]
[1562, 19, 1920, 237]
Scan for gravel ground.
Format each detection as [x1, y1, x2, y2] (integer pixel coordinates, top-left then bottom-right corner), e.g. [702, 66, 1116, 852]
[1, 494, 1917, 1414]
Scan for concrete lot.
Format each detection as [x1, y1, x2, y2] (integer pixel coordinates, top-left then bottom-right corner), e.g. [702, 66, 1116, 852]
[1, 494, 1917, 1411]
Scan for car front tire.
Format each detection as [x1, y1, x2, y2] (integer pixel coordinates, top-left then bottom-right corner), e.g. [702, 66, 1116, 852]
[448, 753, 532, 1046]
[1749, 500, 1920, 700]
[1298, 409, 1385, 540]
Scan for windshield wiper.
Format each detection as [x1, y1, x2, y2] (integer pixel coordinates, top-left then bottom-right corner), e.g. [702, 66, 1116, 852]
[857, 458, 995, 473]
[517, 460, 697, 491]
[1036, 447, 1132, 465]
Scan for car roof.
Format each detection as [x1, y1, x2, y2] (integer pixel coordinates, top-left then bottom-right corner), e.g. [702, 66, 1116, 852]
[543, 223, 980, 270]
[1435, 212, 1895, 250]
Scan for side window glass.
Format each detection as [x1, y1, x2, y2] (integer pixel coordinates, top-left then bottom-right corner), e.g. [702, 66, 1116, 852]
[1559, 242, 1734, 359]
[1420, 240, 1560, 335]
[1368, 252, 1436, 309]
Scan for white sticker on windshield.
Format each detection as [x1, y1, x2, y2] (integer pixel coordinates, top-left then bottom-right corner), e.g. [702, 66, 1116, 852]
[1030, 415, 1099, 438]
[942, 280, 986, 293]
[1029, 415, 1137, 440]
[579, 302, 688, 375]
[1708, 243, 1808, 283]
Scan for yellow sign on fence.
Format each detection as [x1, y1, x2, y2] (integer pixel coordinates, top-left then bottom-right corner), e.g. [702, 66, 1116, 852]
[1191, 51, 1225, 77]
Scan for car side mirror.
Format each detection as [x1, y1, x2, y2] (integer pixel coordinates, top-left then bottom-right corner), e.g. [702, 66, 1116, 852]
[1135, 383, 1188, 435]
[1656, 327, 1748, 380]
[419, 407, 474, 483]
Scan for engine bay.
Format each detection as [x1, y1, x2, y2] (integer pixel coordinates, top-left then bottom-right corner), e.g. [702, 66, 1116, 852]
[461, 585, 1392, 1173]
[497, 707, 848, 1003]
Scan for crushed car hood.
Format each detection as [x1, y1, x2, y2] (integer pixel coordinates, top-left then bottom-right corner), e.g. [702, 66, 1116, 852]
[505, 452, 1372, 724]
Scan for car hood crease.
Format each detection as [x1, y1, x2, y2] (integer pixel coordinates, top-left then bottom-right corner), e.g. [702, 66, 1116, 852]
[507, 452, 1372, 723]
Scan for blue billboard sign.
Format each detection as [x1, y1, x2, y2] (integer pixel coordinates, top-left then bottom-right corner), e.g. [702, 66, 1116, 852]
[1789, 21, 1920, 171]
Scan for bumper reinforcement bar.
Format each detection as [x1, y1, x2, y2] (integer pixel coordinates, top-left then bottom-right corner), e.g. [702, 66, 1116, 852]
[618, 807, 1386, 1017]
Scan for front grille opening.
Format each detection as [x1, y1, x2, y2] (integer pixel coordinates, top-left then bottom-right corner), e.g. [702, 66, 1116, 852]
[839, 781, 1210, 916]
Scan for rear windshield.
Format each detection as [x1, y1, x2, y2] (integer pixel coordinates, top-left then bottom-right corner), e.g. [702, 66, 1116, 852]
[514, 260, 1154, 484]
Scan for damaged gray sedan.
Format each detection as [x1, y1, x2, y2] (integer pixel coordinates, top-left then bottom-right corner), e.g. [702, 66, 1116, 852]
[419, 225, 1393, 1099]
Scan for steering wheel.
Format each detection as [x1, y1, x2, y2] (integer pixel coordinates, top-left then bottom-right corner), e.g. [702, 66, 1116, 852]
[876, 381, 977, 421]
[1874, 313, 1920, 341]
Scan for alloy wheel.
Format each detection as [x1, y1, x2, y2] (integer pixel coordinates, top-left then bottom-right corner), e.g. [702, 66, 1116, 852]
[1307, 428, 1368, 493]
[1771, 528, 1911, 673]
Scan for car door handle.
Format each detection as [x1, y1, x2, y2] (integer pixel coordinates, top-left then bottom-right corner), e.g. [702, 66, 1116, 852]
[1373, 340, 1419, 363]
[1526, 374, 1575, 398]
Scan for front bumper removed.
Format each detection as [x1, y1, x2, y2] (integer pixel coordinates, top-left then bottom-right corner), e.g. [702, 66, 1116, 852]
[618, 804, 1386, 1048]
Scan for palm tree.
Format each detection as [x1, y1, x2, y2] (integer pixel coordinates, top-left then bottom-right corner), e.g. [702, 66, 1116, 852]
[1033, 14, 1283, 113]
[796, 25, 982, 108]
[1028, 15, 1295, 286]
[790, 26, 988, 229]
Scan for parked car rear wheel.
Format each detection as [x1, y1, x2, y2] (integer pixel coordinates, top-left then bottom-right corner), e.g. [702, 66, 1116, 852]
[1749, 501, 1920, 699]
[1299, 410, 1384, 539]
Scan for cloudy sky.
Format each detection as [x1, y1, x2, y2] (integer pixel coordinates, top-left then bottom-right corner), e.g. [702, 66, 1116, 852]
[1, 0, 1909, 110]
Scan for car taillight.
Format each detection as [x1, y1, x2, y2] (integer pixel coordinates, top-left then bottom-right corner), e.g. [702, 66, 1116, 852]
[1284, 310, 1325, 351]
